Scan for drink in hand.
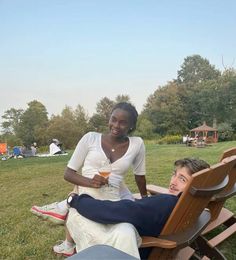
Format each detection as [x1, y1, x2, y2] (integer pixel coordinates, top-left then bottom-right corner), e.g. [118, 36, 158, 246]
[99, 160, 111, 180]
[99, 171, 110, 179]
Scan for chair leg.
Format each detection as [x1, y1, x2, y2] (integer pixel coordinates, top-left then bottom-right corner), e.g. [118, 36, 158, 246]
[192, 236, 226, 260]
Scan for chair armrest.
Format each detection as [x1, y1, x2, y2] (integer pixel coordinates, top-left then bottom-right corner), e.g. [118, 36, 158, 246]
[141, 236, 177, 249]
[211, 183, 236, 201]
[190, 175, 229, 197]
[141, 209, 211, 249]
[147, 184, 169, 195]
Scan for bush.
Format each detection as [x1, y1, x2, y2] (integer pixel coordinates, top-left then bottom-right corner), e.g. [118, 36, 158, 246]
[157, 135, 182, 144]
[37, 145, 49, 153]
[0, 133, 23, 147]
[217, 122, 234, 141]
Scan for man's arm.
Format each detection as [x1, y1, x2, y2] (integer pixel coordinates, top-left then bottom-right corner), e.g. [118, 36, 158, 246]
[69, 194, 142, 226]
[68, 193, 178, 237]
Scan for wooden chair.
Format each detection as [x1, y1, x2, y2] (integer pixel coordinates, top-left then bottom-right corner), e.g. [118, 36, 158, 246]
[140, 160, 233, 259]
[147, 147, 236, 259]
[200, 148, 236, 253]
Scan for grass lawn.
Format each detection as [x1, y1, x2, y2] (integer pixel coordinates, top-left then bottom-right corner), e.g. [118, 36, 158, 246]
[0, 141, 236, 259]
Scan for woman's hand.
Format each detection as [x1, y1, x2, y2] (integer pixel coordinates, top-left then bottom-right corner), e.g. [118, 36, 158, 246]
[90, 174, 108, 188]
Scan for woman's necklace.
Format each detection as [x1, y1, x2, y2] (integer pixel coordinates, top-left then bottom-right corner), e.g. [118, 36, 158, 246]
[111, 144, 120, 153]
[110, 137, 128, 153]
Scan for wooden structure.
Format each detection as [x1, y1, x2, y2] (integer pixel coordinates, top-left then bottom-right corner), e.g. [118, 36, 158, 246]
[141, 161, 231, 259]
[190, 122, 218, 143]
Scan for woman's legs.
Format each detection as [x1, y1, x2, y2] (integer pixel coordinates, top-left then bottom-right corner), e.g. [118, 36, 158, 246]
[66, 208, 141, 259]
[30, 199, 68, 224]
[105, 223, 141, 259]
[53, 223, 76, 256]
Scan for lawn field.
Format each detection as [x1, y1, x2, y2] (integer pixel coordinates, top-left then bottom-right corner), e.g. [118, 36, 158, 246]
[0, 141, 236, 259]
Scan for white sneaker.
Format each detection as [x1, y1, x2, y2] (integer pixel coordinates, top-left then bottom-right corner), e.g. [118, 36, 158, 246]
[53, 240, 76, 257]
[30, 202, 68, 225]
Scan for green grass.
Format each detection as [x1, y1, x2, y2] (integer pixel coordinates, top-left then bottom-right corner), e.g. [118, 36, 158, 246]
[0, 142, 236, 259]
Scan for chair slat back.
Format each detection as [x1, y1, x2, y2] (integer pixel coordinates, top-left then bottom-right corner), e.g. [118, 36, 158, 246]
[208, 152, 236, 220]
[220, 147, 236, 192]
[161, 162, 231, 235]
[219, 147, 236, 161]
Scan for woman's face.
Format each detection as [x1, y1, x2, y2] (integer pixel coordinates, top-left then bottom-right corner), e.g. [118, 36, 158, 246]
[108, 108, 133, 138]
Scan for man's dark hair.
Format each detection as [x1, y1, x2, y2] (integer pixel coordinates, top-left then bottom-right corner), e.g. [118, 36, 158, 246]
[174, 158, 210, 175]
[111, 102, 138, 133]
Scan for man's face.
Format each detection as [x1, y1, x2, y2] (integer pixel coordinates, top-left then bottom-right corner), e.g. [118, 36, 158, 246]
[168, 166, 192, 195]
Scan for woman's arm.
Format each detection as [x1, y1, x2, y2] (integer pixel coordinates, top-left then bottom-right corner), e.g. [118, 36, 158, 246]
[133, 139, 148, 197]
[64, 167, 108, 188]
[135, 175, 148, 197]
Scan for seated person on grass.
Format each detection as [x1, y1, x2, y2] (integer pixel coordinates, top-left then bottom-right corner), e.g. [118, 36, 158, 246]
[49, 139, 62, 155]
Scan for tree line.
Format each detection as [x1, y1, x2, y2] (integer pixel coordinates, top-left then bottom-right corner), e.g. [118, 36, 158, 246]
[1, 55, 236, 148]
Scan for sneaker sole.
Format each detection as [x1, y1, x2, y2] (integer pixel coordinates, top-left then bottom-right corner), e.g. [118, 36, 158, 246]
[53, 251, 76, 257]
[53, 247, 76, 257]
[30, 207, 66, 225]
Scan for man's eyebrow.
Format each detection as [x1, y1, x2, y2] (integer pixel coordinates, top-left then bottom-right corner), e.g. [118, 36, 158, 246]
[179, 174, 189, 180]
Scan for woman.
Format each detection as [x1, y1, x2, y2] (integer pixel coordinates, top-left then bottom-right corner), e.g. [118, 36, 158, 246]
[64, 102, 147, 258]
[32, 102, 147, 258]
[64, 102, 147, 200]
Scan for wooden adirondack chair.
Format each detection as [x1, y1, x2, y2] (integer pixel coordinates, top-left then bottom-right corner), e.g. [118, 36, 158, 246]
[141, 160, 233, 260]
[200, 148, 236, 253]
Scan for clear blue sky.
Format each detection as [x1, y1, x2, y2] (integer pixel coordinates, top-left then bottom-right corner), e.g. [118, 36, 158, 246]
[0, 0, 235, 117]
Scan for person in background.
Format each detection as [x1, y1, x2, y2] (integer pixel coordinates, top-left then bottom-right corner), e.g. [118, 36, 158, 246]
[31, 142, 37, 156]
[30, 102, 148, 257]
[49, 139, 62, 155]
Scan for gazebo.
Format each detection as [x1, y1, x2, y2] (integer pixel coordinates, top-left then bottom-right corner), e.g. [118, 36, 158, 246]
[190, 122, 218, 143]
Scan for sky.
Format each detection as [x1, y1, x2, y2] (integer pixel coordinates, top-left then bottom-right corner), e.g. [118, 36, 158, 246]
[0, 0, 235, 119]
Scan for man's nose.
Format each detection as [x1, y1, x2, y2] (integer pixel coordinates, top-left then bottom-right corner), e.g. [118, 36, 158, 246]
[171, 176, 178, 184]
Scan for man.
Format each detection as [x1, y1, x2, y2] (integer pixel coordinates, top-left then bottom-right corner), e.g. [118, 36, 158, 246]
[66, 158, 209, 258]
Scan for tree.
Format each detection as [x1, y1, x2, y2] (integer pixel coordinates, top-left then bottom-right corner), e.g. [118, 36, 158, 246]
[218, 69, 236, 130]
[182, 79, 220, 129]
[1, 108, 24, 135]
[89, 97, 115, 132]
[115, 94, 130, 103]
[47, 105, 89, 149]
[142, 81, 188, 135]
[177, 55, 221, 86]
[96, 97, 115, 121]
[74, 104, 89, 132]
[17, 100, 48, 146]
[217, 122, 234, 141]
[135, 116, 155, 139]
[176, 55, 221, 130]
